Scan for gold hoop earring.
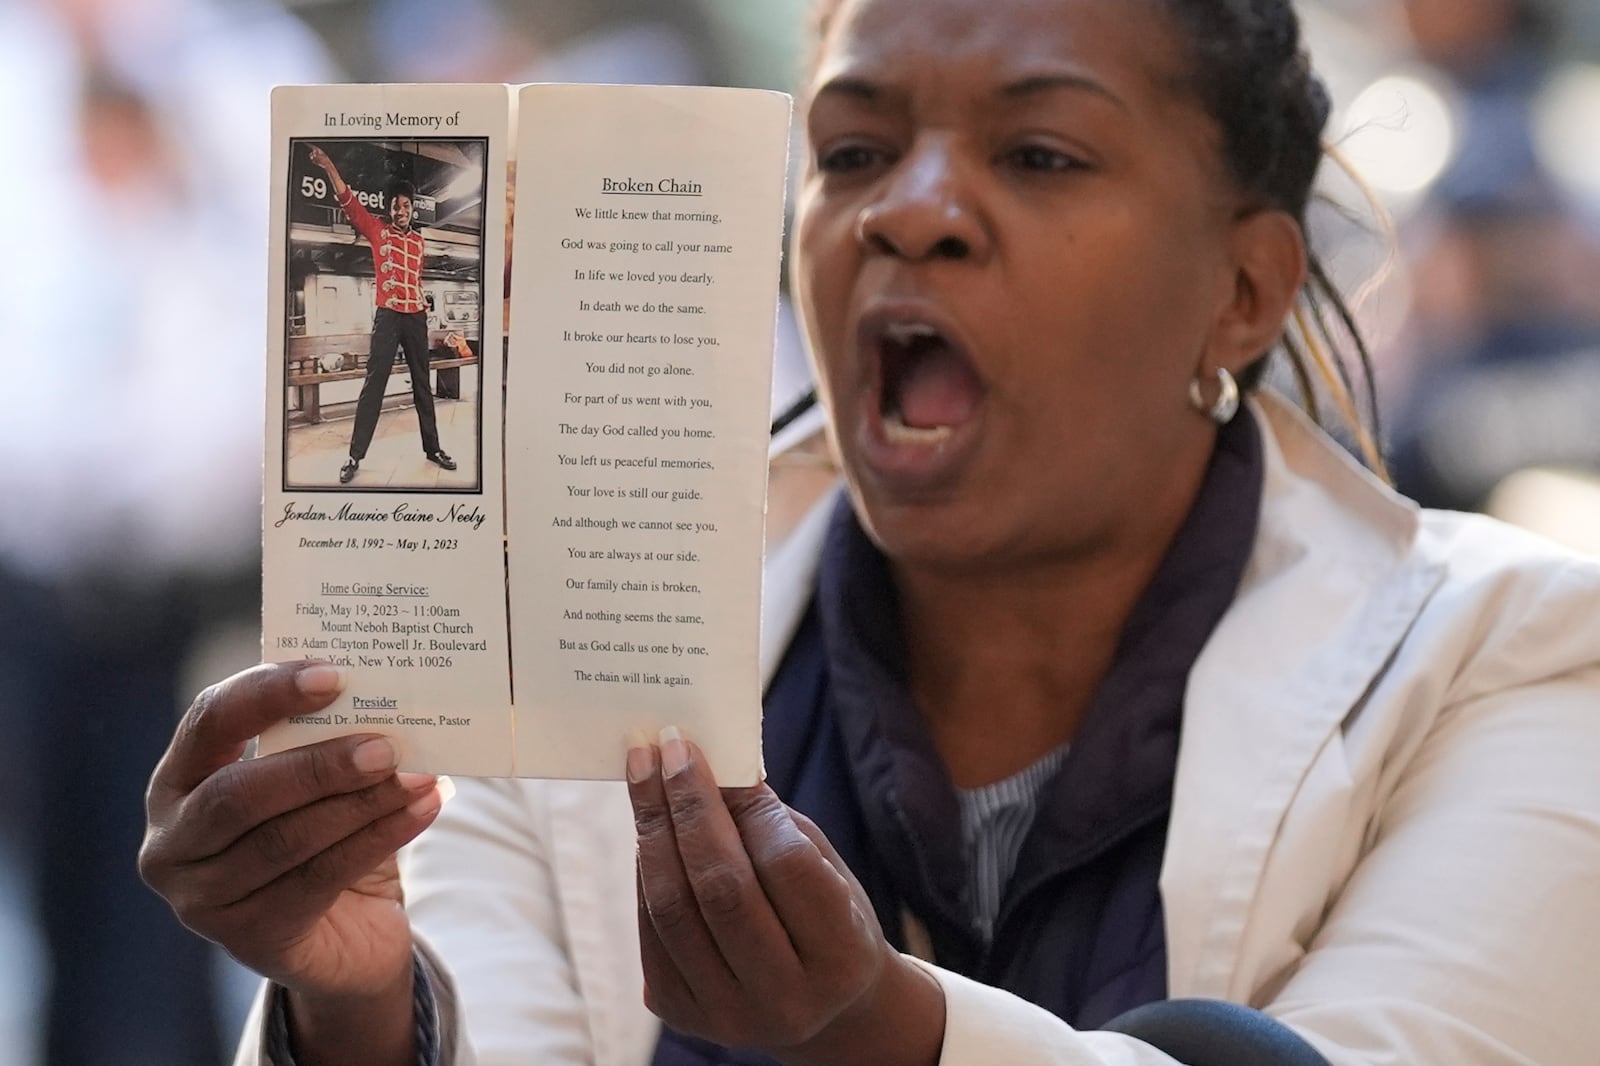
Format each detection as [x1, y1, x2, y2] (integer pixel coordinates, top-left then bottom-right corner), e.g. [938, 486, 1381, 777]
[1189, 367, 1240, 425]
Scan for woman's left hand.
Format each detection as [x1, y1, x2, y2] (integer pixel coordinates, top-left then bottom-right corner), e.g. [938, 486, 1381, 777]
[627, 728, 945, 1066]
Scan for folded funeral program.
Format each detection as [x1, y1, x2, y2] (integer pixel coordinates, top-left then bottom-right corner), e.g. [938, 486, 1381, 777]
[261, 83, 792, 783]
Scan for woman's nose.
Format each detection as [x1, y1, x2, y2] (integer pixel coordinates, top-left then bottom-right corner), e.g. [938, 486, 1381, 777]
[855, 138, 990, 263]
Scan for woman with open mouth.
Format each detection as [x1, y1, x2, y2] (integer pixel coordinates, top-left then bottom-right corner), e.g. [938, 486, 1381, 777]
[142, 1, 1600, 1064]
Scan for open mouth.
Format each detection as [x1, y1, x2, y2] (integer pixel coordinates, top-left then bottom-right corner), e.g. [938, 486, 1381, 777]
[877, 319, 985, 446]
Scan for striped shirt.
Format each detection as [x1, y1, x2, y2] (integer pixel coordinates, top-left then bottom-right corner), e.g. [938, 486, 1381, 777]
[957, 745, 1070, 942]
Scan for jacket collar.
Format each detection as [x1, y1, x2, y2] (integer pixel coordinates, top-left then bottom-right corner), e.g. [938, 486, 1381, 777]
[760, 486, 837, 689]
[1161, 392, 1445, 996]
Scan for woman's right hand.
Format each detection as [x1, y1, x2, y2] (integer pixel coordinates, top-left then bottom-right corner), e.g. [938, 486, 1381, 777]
[139, 662, 445, 1054]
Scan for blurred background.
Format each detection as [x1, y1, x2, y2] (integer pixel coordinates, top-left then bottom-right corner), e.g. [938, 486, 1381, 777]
[0, 0, 1594, 1063]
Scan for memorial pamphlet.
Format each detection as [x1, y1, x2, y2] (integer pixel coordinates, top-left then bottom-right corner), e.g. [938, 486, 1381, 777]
[261, 83, 791, 783]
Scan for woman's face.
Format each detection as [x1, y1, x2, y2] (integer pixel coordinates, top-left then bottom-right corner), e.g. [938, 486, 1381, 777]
[795, 0, 1251, 570]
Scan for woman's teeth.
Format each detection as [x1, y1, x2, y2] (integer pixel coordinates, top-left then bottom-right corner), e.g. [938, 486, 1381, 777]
[883, 411, 953, 445]
[883, 321, 942, 346]
[873, 316, 978, 445]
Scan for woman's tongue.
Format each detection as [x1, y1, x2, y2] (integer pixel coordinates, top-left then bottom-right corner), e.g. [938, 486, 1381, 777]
[891, 346, 983, 431]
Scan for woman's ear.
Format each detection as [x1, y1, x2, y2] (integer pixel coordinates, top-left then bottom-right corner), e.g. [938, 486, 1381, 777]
[1205, 209, 1307, 377]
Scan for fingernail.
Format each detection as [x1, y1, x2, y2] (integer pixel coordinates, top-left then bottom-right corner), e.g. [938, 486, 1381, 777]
[406, 786, 441, 819]
[295, 663, 348, 697]
[406, 777, 451, 818]
[396, 772, 436, 792]
[658, 726, 689, 778]
[626, 735, 657, 784]
[353, 737, 398, 774]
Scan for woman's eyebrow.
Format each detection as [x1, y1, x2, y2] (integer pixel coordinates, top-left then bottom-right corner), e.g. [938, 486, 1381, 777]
[811, 75, 887, 105]
[1000, 72, 1128, 112]
[810, 71, 1128, 113]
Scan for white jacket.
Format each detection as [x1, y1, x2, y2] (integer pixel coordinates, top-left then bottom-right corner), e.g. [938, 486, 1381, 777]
[239, 393, 1600, 1065]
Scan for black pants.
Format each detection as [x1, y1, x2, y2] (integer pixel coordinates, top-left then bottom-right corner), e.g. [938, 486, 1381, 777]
[349, 307, 440, 460]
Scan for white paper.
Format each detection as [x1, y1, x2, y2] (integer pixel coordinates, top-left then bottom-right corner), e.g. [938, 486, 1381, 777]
[260, 83, 790, 783]
[505, 84, 791, 785]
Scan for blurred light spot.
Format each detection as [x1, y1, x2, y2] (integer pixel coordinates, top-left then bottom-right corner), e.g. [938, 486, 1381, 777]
[1487, 467, 1600, 558]
[1339, 74, 1457, 203]
[1535, 64, 1600, 207]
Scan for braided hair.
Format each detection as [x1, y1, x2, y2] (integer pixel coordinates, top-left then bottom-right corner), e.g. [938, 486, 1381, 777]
[1160, 0, 1383, 470]
[807, 0, 1386, 471]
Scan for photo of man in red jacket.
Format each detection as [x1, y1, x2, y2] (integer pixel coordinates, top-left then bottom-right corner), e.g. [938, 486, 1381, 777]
[307, 143, 456, 483]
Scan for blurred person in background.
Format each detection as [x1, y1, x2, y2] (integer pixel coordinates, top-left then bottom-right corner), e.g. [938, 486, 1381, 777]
[0, 0, 328, 1062]
[1384, 0, 1600, 510]
[292, 0, 727, 88]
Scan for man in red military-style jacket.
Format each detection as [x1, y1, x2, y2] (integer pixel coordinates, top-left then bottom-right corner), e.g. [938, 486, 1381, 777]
[307, 144, 456, 483]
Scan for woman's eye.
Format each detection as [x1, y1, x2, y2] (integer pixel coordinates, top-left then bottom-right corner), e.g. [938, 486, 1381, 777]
[817, 143, 889, 174]
[1006, 144, 1086, 173]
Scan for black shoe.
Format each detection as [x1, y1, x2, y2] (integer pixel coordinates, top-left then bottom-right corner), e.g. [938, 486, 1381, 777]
[339, 457, 359, 484]
[427, 450, 457, 471]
